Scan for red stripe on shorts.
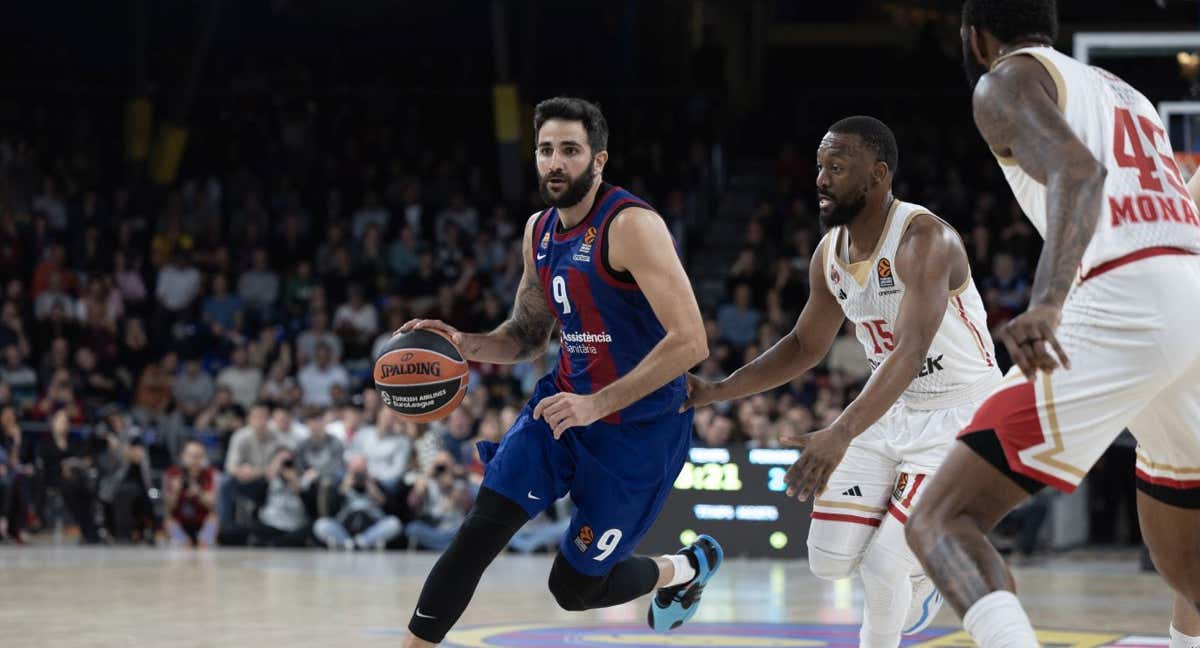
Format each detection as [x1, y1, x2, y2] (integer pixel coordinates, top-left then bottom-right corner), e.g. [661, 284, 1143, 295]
[900, 473, 926, 508]
[810, 512, 882, 527]
[1135, 468, 1200, 490]
[886, 502, 907, 524]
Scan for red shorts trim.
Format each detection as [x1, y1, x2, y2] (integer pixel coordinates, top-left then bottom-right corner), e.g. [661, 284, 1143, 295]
[1135, 470, 1200, 508]
[886, 502, 907, 524]
[959, 381, 1080, 494]
[810, 512, 882, 527]
[1080, 246, 1196, 283]
[1135, 468, 1200, 490]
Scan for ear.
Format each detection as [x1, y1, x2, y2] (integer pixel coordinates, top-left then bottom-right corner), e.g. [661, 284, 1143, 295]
[593, 150, 609, 174]
[969, 26, 988, 68]
[872, 160, 889, 185]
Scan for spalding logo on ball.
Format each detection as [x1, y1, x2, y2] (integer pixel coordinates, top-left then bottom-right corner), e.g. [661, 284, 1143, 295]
[374, 329, 468, 423]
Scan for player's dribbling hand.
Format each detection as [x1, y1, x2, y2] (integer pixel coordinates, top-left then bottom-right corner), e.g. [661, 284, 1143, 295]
[533, 392, 603, 439]
[395, 318, 465, 346]
[780, 425, 853, 502]
[995, 303, 1070, 382]
[679, 373, 720, 412]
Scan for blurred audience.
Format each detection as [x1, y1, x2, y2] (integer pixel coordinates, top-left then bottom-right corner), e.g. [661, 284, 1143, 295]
[0, 86, 1053, 553]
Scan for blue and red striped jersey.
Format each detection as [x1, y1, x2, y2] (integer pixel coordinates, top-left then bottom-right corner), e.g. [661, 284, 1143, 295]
[531, 183, 687, 423]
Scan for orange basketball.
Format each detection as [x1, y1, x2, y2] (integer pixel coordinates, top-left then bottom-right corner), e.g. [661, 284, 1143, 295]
[373, 328, 469, 423]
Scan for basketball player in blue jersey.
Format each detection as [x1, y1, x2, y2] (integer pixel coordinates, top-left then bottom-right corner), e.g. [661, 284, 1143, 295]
[396, 97, 722, 647]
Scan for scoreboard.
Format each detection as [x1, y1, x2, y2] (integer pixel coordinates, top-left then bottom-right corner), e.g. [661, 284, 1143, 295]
[638, 446, 814, 558]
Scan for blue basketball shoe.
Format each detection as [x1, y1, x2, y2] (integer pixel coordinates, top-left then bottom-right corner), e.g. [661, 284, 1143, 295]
[647, 534, 723, 633]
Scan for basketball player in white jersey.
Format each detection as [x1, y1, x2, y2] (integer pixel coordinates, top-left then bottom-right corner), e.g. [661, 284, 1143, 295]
[905, 2, 1200, 647]
[685, 116, 1001, 648]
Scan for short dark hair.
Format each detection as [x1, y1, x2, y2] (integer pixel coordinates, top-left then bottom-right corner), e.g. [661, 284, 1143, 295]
[963, 0, 1058, 45]
[533, 97, 609, 154]
[828, 116, 899, 176]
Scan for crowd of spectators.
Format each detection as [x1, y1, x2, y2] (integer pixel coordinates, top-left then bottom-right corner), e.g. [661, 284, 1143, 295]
[0, 90, 1058, 551]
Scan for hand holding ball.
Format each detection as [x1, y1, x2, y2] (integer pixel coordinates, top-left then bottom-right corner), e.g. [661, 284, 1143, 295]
[374, 327, 468, 423]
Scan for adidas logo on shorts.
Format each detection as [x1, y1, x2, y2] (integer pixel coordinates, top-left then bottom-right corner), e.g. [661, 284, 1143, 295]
[842, 485, 863, 497]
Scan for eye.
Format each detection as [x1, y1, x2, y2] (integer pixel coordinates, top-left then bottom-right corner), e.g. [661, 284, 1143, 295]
[563, 146, 580, 156]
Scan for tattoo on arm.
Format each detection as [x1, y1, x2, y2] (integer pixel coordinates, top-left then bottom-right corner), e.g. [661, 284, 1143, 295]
[974, 61, 1105, 307]
[1030, 172, 1102, 307]
[494, 271, 556, 361]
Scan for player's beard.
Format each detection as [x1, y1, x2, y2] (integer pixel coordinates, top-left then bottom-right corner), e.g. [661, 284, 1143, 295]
[818, 183, 869, 229]
[539, 162, 596, 208]
[962, 35, 988, 90]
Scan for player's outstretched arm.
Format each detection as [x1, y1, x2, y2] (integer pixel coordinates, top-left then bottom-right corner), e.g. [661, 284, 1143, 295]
[973, 56, 1104, 378]
[686, 244, 843, 410]
[534, 208, 707, 437]
[399, 213, 556, 364]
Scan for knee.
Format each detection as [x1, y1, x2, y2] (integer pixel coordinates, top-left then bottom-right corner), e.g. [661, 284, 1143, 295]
[378, 516, 402, 535]
[312, 518, 335, 534]
[548, 554, 603, 611]
[807, 543, 862, 581]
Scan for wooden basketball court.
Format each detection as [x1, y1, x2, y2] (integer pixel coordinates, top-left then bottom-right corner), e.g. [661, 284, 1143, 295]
[0, 545, 1172, 647]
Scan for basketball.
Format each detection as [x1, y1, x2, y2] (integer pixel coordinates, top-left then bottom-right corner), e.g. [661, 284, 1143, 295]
[373, 328, 469, 423]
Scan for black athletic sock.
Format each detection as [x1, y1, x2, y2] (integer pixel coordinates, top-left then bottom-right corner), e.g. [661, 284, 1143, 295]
[408, 488, 529, 643]
[591, 556, 660, 607]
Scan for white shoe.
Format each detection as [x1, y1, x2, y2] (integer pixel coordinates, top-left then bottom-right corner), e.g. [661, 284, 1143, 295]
[902, 573, 943, 635]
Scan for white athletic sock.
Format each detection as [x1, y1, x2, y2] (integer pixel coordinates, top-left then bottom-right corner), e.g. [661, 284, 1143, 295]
[858, 542, 911, 648]
[662, 554, 696, 587]
[1170, 624, 1200, 648]
[963, 591, 1039, 648]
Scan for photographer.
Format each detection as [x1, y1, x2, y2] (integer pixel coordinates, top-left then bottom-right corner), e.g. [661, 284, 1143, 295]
[250, 447, 310, 547]
[95, 408, 155, 543]
[312, 455, 402, 550]
[163, 440, 217, 547]
[403, 457, 471, 551]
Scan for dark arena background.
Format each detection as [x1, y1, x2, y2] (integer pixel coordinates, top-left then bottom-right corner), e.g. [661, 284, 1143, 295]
[2, 1, 1200, 646]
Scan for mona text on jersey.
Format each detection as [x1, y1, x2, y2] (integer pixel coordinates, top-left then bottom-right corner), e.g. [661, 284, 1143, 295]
[1110, 194, 1200, 229]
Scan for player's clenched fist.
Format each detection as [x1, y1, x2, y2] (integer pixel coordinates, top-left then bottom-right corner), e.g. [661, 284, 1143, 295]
[780, 425, 853, 502]
[534, 392, 604, 439]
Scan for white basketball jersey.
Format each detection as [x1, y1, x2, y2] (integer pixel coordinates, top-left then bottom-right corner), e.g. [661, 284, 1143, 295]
[821, 199, 1001, 410]
[993, 46, 1200, 276]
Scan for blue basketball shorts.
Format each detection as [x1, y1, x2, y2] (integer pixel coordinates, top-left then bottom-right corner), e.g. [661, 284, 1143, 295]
[477, 375, 693, 576]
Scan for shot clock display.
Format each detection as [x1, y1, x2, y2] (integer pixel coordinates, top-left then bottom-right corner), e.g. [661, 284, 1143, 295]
[638, 447, 814, 558]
